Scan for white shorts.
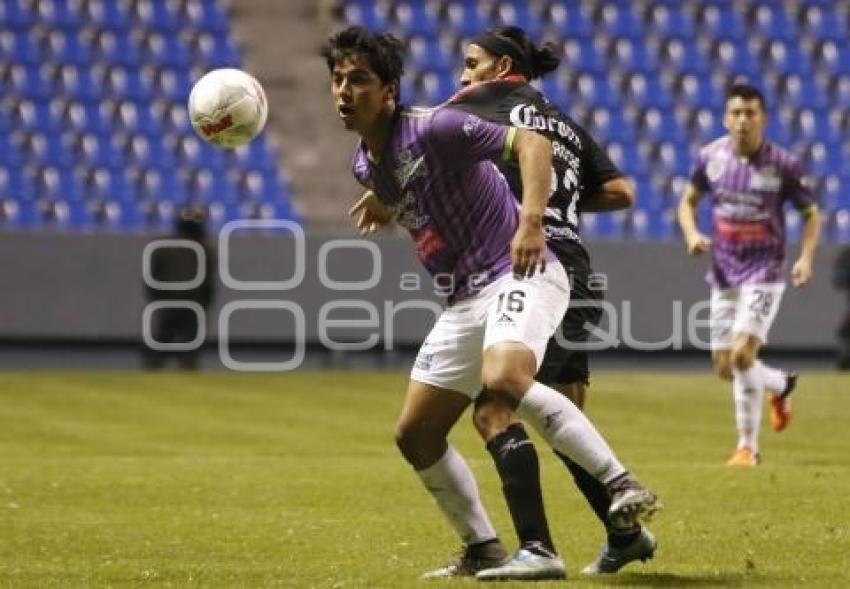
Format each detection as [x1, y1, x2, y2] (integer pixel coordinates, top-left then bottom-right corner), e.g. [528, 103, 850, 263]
[710, 283, 785, 350]
[410, 262, 571, 398]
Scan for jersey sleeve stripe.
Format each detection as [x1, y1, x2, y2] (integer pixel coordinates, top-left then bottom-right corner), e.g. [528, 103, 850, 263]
[502, 126, 517, 161]
[798, 203, 819, 218]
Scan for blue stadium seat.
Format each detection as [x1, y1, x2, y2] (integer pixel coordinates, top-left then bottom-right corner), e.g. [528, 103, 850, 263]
[154, 68, 193, 101]
[606, 37, 656, 73]
[1, 30, 47, 65]
[561, 38, 605, 74]
[445, 0, 486, 37]
[580, 211, 627, 240]
[605, 141, 644, 175]
[694, 4, 744, 39]
[93, 30, 143, 68]
[492, 1, 543, 38]
[86, 0, 133, 31]
[656, 37, 710, 74]
[710, 38, 759, 76]
[181, 0, 231, 33]
[643, 4, 694, 37]
[393, 0, 440, 36]
[747, 4, 796, 41]
[636, 107, 678, 143]
[761, 40, 811, 76]
[0, 0, 35, 29]
[631, 209, 675, 240]
[1, 198, 39, 230]
[36, 0, 85, 30]
[343, 0, 392, 31]
[191, 32, 242, 68]
[56, 66, 101, 102]
[820, 174, 843, 212]
[593, 3, 642, 38]
[408, 35, 450, 72]
[798, 5, 847, 41]
[547, 2, 591, 39]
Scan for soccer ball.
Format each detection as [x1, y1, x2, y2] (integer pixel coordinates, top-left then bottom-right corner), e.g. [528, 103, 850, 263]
[188, 68, 268, 149]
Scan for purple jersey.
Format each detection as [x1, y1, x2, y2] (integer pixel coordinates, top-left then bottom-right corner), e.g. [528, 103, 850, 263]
[351, 106, 527, 303]
[690, 136, 816, 288]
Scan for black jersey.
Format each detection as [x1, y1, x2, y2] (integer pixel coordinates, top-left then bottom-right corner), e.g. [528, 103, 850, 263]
[447, 80, 622, 272]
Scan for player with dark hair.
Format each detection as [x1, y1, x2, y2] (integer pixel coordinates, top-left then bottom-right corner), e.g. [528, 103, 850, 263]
[678, 82, 821, 467]
[323, 25, 657, 580]
[447, 26, 656, 578]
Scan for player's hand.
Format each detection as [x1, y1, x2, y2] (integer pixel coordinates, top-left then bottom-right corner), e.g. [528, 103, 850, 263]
[511, 218, 546, 278]
[348, 190, 396, 235]
[685, 232, 712, 256]
[791, 256, 813, 287]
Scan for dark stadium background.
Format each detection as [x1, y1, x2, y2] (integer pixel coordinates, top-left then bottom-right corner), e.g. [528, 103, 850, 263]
[0, 0, 847, 368]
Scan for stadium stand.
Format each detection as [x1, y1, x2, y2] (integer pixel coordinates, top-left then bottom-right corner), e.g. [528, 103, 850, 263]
[0, 0, 298, 232]
[341, 0, 848, 241]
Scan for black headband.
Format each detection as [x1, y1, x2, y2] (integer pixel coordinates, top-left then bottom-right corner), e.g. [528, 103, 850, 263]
[470, 32, 531, 78]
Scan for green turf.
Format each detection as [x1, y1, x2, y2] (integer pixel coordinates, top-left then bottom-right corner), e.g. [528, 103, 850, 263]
[0, 371, 848, 588]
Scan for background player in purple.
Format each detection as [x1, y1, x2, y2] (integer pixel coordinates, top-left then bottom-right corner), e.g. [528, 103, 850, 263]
[323, 26, 657, 579]
[678, 83, 821, 467]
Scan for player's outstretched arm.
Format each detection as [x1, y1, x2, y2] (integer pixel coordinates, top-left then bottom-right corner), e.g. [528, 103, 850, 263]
[581, 177, 636, 212]
[677, 182, 711, 255]
[511, 128, 552, 277]
[348, 190, 397, 236]
[791, 205, 821, 287]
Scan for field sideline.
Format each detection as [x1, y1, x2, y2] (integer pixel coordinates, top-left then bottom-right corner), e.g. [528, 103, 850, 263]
[0, 371, 848, 588]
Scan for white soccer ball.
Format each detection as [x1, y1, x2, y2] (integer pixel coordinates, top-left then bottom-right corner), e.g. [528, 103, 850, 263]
[188, 68, 268, 149]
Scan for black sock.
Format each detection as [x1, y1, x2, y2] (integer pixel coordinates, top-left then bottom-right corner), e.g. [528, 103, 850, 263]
[555, 451, 612, 526]
[486, 423, 556, 555]
[554, 450, 639, 548]
[555, 453, 642, 547]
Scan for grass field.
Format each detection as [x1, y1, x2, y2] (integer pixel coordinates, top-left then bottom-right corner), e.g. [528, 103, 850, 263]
[0, 371, 848, 588]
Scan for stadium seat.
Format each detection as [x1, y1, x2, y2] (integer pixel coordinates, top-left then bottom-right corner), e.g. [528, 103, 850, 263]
[547, 2, 591, 39]
[581, 211, 627, 240]
[393, 0, 440, 36]
[631, 208, 676, 240]
[643, 4, 695, 38]
[1, 198, 39, 230]
[746, 4, 796, 41]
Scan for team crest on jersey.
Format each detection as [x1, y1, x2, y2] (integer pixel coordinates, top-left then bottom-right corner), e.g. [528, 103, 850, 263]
[462, 114, 482, 136]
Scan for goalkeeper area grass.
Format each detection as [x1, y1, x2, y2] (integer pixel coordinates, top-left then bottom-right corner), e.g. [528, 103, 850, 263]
[0, 371, 848, 587]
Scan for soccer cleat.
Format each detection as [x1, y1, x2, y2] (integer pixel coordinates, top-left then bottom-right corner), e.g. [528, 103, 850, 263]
[475, 545, 567, 581]
[605, 474, 660, 531]
[769, 371, 797, 432]
[421, 539, 507, 579]
[582, 528, 657, 575]
[726, 446, 761, 467]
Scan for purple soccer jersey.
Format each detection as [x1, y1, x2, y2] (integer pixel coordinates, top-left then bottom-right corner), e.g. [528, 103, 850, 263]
[351, 106, 530, 303]
[690, 136, 816, 288]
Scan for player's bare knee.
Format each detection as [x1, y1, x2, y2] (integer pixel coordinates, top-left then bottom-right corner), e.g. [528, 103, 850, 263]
[394, 423, 434, 467]
[481, 363, 532, 401]
[731, 348, 756, 371]
[472, 394, 516, 440]
[713, 360, 733, 380]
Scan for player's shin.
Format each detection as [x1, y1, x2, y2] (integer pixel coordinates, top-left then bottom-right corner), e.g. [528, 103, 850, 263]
[732, 365, 764, 452]
[486, 423, 556, 554]
[416, 445, 499, 545]
[516, 382, 625, 483]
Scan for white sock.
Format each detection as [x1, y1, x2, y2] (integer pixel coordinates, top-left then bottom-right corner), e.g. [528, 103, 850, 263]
[732, 364, 764, 453]
[416, 445, 497, 545]
[757, 360, 786, 393]
[516, 381, 626, 484]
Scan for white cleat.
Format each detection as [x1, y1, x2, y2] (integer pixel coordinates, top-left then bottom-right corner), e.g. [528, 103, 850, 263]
[475, 547, 566, 581]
